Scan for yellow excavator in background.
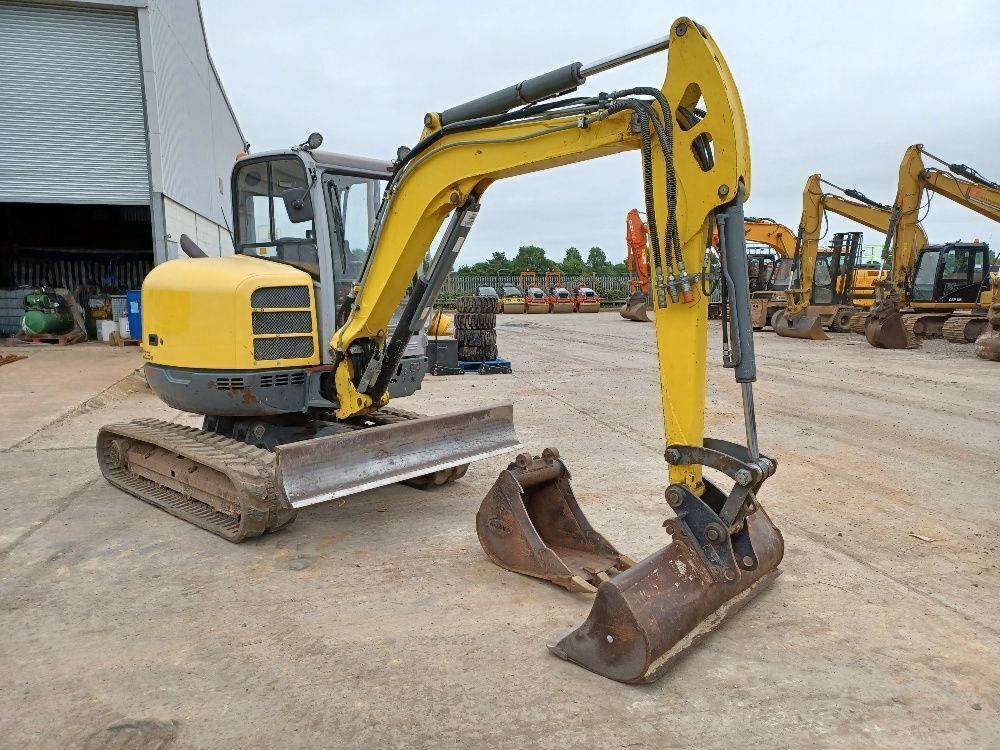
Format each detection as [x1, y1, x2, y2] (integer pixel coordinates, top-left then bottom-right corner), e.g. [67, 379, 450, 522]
[773, 175, 905, 339]
[744, 217, 795, 328]
[865, 144, 997, 349]
[96, 19, 784, 684]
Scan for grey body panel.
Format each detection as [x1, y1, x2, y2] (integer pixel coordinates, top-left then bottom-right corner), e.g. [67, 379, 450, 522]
[145, 357, 426, 418]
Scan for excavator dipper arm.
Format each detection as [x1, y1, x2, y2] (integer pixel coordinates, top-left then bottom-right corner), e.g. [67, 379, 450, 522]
[322, 18, 783, 683]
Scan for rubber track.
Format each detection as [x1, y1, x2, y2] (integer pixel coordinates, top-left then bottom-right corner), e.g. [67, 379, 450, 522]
[848, 312, 868, 335]
[99, 409, 467, 542]
[97, 419, 291, 543]
[942, 315, 987, 343]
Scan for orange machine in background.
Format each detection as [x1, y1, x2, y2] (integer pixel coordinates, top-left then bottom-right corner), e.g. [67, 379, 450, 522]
[522, 271, 549, 314]
[621, 208, 651, 321]
[573, 284, 601, 312]
[545, 270, 574, 313]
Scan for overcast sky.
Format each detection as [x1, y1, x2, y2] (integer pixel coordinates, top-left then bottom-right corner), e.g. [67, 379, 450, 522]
[201, 0, 1000, 264]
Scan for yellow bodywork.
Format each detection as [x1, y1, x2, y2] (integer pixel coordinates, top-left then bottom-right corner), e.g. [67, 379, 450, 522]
[744, 219, 795, 257]
[331, 17, 750, 494]
[784, 174, 932, 317]
[141, 255, 320, 370]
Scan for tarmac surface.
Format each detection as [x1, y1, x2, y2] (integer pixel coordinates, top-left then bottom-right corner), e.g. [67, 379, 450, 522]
[1, 316, 998, 748]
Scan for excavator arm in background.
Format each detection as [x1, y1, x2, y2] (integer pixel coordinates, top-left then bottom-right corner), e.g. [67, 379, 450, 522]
[744, 217, 796, 257]
[303, 18, 784, 684]
[621, 208, 652, 321]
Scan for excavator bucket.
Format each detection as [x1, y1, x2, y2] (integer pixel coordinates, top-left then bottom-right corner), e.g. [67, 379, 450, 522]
[477, 449, 634, 592]
[619, 291, 650, 322]
[749, 299, 770, 329]
[277, 404, 521, 508]
[976, 328, 1000, 361]
[774, 310, 828, 340]
[549, 504, 784, 683]
[478, 446, 784, 683]
[864, 304, 915, 349]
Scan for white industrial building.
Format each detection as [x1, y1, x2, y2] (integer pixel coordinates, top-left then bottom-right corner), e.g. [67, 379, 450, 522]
[0, 0, 245, 311]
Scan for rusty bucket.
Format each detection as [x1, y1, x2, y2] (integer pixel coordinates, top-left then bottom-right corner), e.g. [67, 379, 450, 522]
[476, 449, 634, 593]
[619, 291, 651, 322]
[479, 444, 784, 684]
[864, 301, 915, 349]
[549, 503, 783, 683]
[975, 305, 1000, 361]
[774, 310, 828, 340]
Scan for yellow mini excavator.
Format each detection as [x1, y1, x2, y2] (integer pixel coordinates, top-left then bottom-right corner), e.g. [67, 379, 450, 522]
[97, 19, 783, 684]
[865, 144, 997, 349]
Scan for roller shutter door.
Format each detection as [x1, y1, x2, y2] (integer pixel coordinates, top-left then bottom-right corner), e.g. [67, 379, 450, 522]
[0, 2, 150, 204]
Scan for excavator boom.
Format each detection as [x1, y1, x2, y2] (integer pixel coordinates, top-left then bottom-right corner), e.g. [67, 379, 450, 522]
[327, 18, 782, 683]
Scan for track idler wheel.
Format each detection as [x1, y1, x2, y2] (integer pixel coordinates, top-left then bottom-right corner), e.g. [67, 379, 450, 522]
[864, 300, 916, 349]
[619, 291, 650, 322]
[476, 449, 634, 593]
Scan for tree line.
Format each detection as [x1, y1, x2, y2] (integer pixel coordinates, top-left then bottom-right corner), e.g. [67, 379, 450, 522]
[455, 246, 628, 276]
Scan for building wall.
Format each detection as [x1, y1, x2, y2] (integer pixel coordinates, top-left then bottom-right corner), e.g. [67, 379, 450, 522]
[141, 0, 245, 260]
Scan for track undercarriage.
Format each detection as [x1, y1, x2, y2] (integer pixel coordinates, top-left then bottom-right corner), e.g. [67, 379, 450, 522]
[98, 406, 515, 542]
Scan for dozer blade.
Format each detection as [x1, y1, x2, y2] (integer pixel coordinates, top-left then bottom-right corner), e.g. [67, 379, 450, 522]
[619, 291, 651, 322]
[865, 306, 916, 349]
[477, 449, 634, 593]
[774, 311, 828, 340]
[277, 404, 520, 508]
[549, 506, 783, 683]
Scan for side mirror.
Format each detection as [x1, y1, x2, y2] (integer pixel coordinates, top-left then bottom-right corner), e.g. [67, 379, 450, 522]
[281, 187, 314, 223]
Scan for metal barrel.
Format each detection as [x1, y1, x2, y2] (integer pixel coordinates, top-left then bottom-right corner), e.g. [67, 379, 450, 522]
[718, 196, 757, 382]
[275, 404, 521, 508]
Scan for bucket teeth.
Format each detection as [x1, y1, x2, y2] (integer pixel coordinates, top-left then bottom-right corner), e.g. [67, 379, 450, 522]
[476, 449, 631, 592]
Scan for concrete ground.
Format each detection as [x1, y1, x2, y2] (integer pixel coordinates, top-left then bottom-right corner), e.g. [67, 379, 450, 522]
[1, 319, 997, 749]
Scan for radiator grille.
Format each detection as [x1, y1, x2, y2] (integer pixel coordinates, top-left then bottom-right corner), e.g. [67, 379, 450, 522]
[214, 377, 245, 390]
[252, 311, 313, 335]
[251, 286, 310, 309]
[254, 336, 314, 361]
[259, 371, 307, 388]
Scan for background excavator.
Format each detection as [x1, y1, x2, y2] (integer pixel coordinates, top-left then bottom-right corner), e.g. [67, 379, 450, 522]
[97, 19, 783, 684]
[743, 217, 795, 328]
[864, 144, 997, 349]
[773, 175, 895, 339]
[621, 208, 651, 321]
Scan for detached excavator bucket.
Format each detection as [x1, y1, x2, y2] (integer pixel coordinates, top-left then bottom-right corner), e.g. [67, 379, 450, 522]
[276, 404, 521, 508]
[774, 310, 828, 340]
[619, 291, 650, 322]
[976, 330, 1000, 361]
[479, 445, 784, 683]
[477, 449, 634, 592]
[864, 305, 915, 349]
